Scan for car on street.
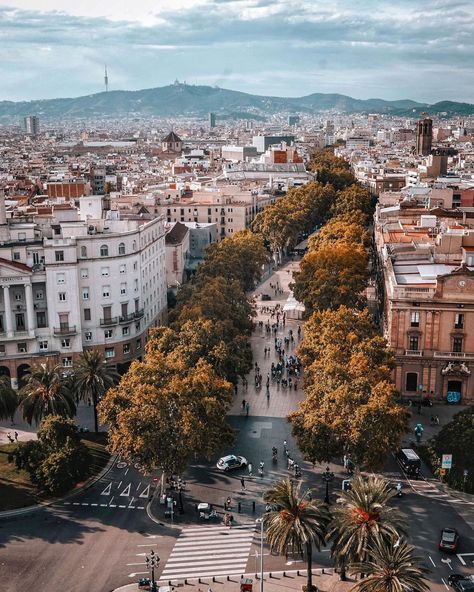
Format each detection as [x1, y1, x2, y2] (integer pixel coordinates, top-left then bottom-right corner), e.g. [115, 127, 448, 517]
[448, 574, 474, 591]
[216, 454, 248, 471]
[439, 527, 460, 553]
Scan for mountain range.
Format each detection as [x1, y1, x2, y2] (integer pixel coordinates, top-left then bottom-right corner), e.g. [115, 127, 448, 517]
[1, 84, 473, 120]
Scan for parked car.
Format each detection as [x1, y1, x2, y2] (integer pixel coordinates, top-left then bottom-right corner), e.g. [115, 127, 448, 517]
[396, 448, 421, 478]
[439, 527, 460, 553]
[448, 574, 474, 591]
[216, 454, 248, 471]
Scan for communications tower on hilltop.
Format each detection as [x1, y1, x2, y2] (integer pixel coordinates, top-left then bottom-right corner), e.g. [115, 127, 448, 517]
[104, 65, 109, 93]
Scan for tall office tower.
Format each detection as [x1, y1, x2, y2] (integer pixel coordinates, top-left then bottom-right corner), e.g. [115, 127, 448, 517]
[288, 115, 300, 126]
[104, 65, 109, 92]
[24, 116, 40, 137]
[208, 112, 216, 128]
[415, 115, 433, 156]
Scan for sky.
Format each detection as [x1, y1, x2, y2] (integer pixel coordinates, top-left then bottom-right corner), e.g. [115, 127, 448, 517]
[0, 0, 473, 103]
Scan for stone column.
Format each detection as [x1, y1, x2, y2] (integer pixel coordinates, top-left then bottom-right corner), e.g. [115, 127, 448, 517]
[2, 285, 14, 337]
[25, 283, 35, 334]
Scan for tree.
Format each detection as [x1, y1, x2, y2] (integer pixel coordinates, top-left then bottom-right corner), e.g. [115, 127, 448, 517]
[350, 537, 430, 592]
[0, 375, 18, 420]
[35, 443, 90, 495]
[331, 185, 373, 222]
[309, 149, 354, 191]
[18, 364, 76, 426]
[197, 230, 268, 291]
[263, 478, 329, 592]
[327, 475, 408, 579]
[98, 357, 234, 479]
[292, 242, 369, 314]
[74, 349, 118, 433]
[309, 214, 371, 251]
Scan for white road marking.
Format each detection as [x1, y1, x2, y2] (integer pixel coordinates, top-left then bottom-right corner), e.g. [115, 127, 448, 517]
[63, 502, 71, 505]
[456, 552, 474, 566]
[119, 505, 126, 508]
[128, 572, 148, 578]
[441, 578, 449, 590]
[127, 563, 145, 566]
[73, 502, 80, 506]
[137, 482, 142, 491]
[91, 503, 98, 507]
[100, 482, 112, 496]
[100, 504, 108, 507]
[139, 484, 150, 498]
[120, 483, 131, 497]
[441, 558, 453, 571]
[428, 556, 436, 567]
[117, 481, 122, 489]
[109, 496, 115, 506]
[124, 468, 129, 475]
[81, 503, 89, 506]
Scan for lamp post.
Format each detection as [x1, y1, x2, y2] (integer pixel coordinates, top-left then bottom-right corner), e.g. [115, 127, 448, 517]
[256, 518, 264, 592]
[322, 466, 334, 505]
[145, 549, 160, 592]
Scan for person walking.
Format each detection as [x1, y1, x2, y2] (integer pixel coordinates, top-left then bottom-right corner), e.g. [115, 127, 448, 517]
[14, 431, 18, 442]
[245, 402, 250, 416]
[248, 463, 253, 476]
[240, 477, 246, 491]
[242, 399, 246, 411]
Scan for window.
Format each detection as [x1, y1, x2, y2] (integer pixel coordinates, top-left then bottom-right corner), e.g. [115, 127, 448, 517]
[118, 242, 125, 255]
[39, 340, 48, 351]
[455, 313, 464, 329]
[134, 279, 138, 292]
[102, 286, 110, 298]
[101, 267, 109, 277]
[13, 252, 20, 261]
[123, 343, 130, 354]
[84, 308, 91, 321]
[61, 338, 71, 348]
[122, 326, 130, 336]
[17, 342, 27, 353]
[133, 262, 138, 271]
[136, 338, 142, 350]
[120, 283, 127, 295]
[408, 336, 419, 351]
[18, 232, 26, 242]
[410, 311, 420, 327]
[100, 245, 109, 257]
[55, 250, 64, 262]
[15, 293, 22, 301]
[132, 241, 137, 251]
[119, 264, 126, 274]
[105, 347, 115, 359]
[80, 246, 87, 258]
[35, 290, 44, 300]
[58, 292, 66, 302]
[453, 337, 463, 353]
[36, 311, 47, 328]
[57, 273, 65, 284]
[80, 268, 89, 278]
[84, 331, 92, 342]
[104, 329, 113, 339]
[82, 288, 89, 300]
[62, 357, 73, 367]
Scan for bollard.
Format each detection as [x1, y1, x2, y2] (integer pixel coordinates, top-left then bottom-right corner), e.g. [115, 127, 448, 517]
[184, 579, 188, 585]
[238, 501, 241, 513]
[227, 576, 230, 581]
[283, 572, 286, 577]
[252, 501, 256, 512]
[297, 570, 300, 576]
[168, 581, 172, 586]
[322, 568, 324, 574]
[213, 576, 216, 583]
[199, 578, 202, 583]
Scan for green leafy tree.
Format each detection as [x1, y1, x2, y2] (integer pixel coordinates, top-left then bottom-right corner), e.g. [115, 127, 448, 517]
[350, 537, 430, 592]
[327, 476, 408, 580]
[198, 230, 268, 291]
[263, 478, 329, 592]
[18, 364, 76, 426]
[331, 185, 373, 221]
[74, 349, 118, 433]
[37, 414, 82, 451]
[309, 149, 354, 191]
[292, 242, 369, 314]
[0, 375, 18, 420]
[35, 443, 91, 495]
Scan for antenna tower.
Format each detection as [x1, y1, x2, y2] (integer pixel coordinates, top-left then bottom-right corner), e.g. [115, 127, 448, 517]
[104, 65, 109, 92]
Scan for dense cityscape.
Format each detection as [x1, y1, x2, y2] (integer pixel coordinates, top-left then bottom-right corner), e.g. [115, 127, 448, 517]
[1, 3, 474, 592]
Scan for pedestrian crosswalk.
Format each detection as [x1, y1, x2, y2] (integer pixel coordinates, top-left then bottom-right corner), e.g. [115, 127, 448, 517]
[159, 523, 256, 581]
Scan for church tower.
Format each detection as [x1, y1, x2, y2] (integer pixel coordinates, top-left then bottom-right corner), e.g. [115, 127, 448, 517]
[415, 114, 432, 156]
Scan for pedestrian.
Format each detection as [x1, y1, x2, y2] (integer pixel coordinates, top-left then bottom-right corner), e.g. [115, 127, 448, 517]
[245, 402, 249, 416]
[242, 399, 246, 410]
[248, 463, 253, 476]
[14, 431, 18, 442]
[7, 433, 14, 443]
[283, 439, 287, 451]
[240, 477, 246, 491]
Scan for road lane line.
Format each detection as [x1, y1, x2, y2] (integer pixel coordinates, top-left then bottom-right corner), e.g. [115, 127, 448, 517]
[119, 505, 126, 508]
[125, 468, 129, 475]
[73, 502, 80, 505]
[428, 556, 436, 567]
[100, 504, 108, 507]
[441, 578, 449, 590]
[126, 563, 145, 566]
[137, 482, 142, 490]
[109, 496, 115, 506]
[91, 503, 98, 507]
[118, 481, 122, 489]
[81, 503, 89, 506]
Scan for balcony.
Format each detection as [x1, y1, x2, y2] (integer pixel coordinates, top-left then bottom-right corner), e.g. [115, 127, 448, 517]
[405, 350, 423, 357]
[119, 312, 135, 324]
[433, 351, 474, 360]
[53, 325, 77, 336]
[100, 317, 118, 327]
[134, 309, 144, 319]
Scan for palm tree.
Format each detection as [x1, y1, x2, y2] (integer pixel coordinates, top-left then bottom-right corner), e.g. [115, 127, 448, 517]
[74, 349, 118, 433]
[350, 537, 430, 592]
[0, 375, 18, 420]
[264, 478, 329, 592]
[327, 475, 408, 580]
[19, 364, 76, 425]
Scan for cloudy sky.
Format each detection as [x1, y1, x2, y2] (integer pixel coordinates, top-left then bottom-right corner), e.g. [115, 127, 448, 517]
[0, 0, 473, 103]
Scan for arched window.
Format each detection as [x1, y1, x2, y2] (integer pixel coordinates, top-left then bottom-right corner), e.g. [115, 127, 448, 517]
[100, 245, 109, 257]
[118, 242, 125, 255]
[405, 372, 418, 392]
[132, 240, 137, 251]
[80, 246, 87, 258]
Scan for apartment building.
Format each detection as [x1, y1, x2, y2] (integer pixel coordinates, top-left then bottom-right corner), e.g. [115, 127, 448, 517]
[0, 195, 167, 387]
[374, 193, 474, 403]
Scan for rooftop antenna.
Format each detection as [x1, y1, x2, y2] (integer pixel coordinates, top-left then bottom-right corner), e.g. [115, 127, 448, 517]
[104, 65, 109, 92]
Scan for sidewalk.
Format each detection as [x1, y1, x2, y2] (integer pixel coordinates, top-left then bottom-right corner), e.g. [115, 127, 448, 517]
[231, 259, 305, 418]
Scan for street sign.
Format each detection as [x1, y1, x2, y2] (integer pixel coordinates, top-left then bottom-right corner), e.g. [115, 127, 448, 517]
[439, 469, 446, 476]
[442, 454, 453, 469]
[463, 469, 469, 477]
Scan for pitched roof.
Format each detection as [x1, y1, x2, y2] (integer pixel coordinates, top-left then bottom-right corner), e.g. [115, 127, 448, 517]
[162, 131, 182, 143]
[0, 257, 32, 273]
[165, 221, 189, 245]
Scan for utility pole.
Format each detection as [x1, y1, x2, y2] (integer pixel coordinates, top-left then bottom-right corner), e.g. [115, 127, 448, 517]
[104, 65, 109, 93]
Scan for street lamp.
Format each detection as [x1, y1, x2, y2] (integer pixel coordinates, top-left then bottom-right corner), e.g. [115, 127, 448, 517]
[256, 518, 264, 592]
[145, 549, 160, 592]
[322, 466, 334, 505]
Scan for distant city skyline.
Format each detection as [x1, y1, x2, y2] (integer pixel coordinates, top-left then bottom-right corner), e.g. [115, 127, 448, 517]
[1, 0, 473, 103]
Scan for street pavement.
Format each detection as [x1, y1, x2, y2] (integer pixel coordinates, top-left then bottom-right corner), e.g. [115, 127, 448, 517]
[1, 258, 474, 592]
